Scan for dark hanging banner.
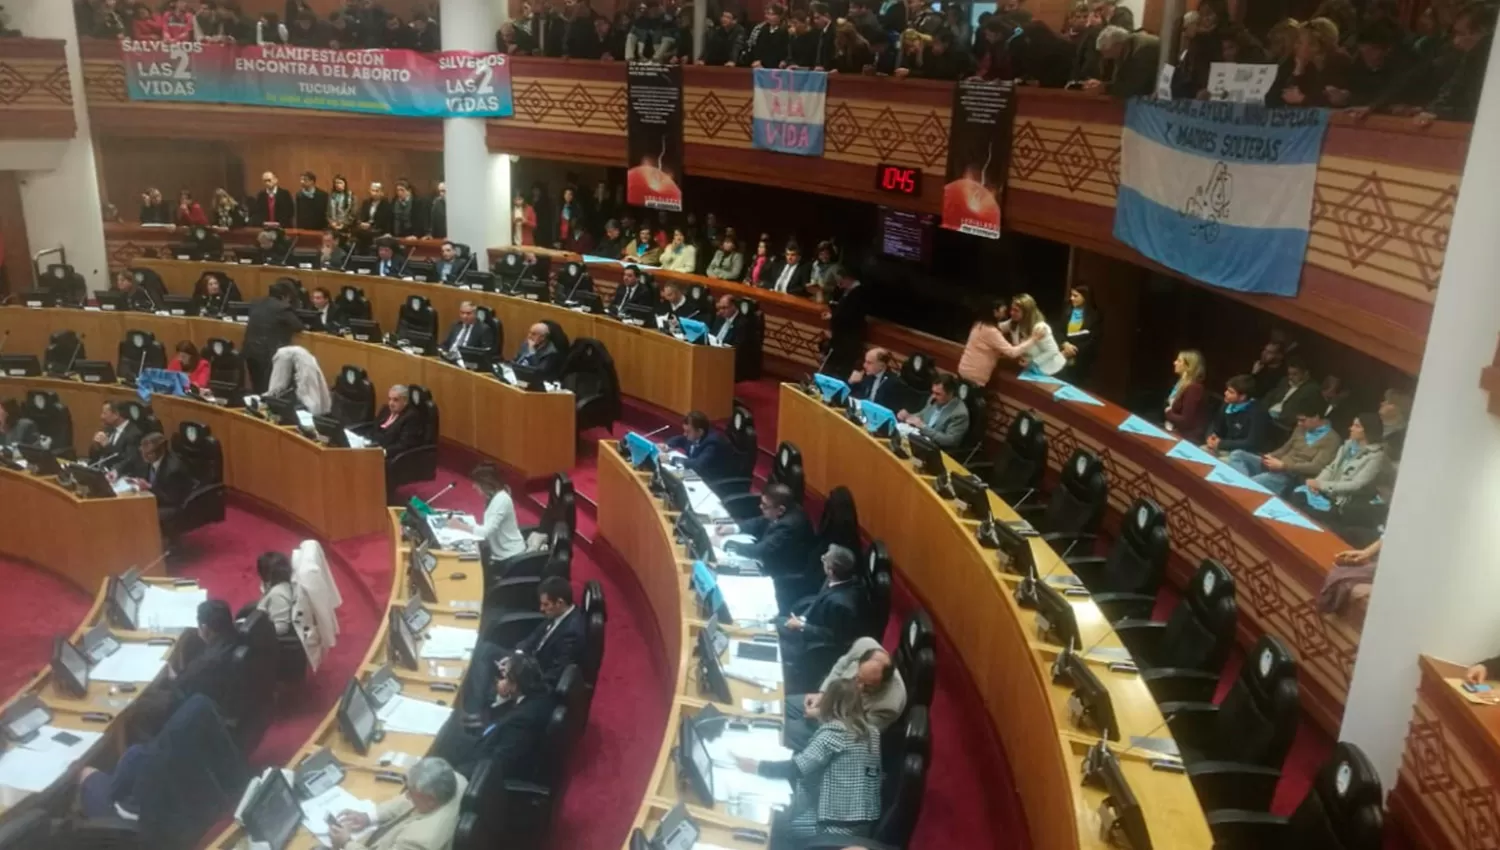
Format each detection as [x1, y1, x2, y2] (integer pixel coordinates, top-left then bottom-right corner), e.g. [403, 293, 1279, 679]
[941, 78, 1016, 239]
[625, 61, 684, 212]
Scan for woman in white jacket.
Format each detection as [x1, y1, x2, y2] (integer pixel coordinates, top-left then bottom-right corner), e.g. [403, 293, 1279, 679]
[658, 228, 698, 274]
[998, 293, 1066, 377]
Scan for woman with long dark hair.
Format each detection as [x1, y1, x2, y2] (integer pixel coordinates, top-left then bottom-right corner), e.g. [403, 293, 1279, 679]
[1058, 284, 1102, 386]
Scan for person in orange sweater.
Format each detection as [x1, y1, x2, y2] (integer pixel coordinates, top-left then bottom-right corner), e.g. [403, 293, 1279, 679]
[167, 341, 212, 389]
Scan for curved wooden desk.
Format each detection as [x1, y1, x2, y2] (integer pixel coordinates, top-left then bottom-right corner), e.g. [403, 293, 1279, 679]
[597, 441, 790, 849]
[776, 384, 1211, 850]
[0, 577, 197, 820]
[132, 258, 736, 420]
[0, 466, 161, 592]
[0, 372, 387, 543]
[0, 307, 575, 484]
[481, 249, 1359, 735]
[208, 509, 485, 849]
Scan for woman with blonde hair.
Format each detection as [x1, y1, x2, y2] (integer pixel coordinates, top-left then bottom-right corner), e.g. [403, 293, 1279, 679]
[1164, 349, 1210, 441]
[1275, 17, 1349, 106]
[267, 345, 333, 416]
[1000, 293, 1066, 377]
[209, 188, 246, 230]
[894, 29, 930, 76]
[1265, 18, 1301, 62]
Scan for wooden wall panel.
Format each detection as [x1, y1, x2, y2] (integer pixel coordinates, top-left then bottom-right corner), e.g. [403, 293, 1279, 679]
[93, 136, 232, 219]
[0, 172, 33, 294]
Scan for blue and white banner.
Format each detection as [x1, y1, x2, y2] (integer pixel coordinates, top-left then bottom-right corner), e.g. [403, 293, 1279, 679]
[752, 69, 827, 156]
[1113, 98, 1329, 296]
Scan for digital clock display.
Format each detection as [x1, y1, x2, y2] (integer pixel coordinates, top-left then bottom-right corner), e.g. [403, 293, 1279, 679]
[875, 164, 923, 196]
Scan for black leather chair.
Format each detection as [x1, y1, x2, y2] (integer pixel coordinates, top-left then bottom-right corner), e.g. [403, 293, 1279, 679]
[474, 306, 504, 358]
[975, 410, 1047, 504]
[396, 294, 438, 347]
[861, 541, 893, 641]
[719, 405, 759, 497]
[557, 338, 622, 436]
[541, 320, 570, 362]
[44, 329, 84, 374]
[795, 839, 899, 850]
[1116, 558, 1237, 704]
[24, 390, 73, 457]
[880, 701, 930, 780]
[1019, 448, 1108, 550]
[41, 263, 88, 306]
[493, 251, 525, 288]
[331, 364, 376, 427]
[895, 610, 936, 710]
[1065, 497, 1169, 622]
[338, 285, 372, 321]
[875, 708, 930, 848]
[166, 422, 227, 538]
[129, 267, 168, 304]
[481, 525, 573, 616]
[204, 338, 245, 387]
[578, 580, 607, 728]
[953, 379, 988, 464]
[117, 400, 163, 435]
[732, 297, 765, 382]
[894, 351, 937, 411]
[1163, 635, 1301, 812]
[520, 474, 576, 539]
[0, 809, 50, 849]
[553, 261, 593, 303]
[117, 329, 167, 382]
[1208, 742, 1384, 850]
[387, 385, 439, 489]
[720, 440, 805, 519]
[231, 611, 280, 754]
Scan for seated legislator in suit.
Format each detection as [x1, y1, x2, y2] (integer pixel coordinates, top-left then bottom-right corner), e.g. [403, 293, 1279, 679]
[896, 373, 970, 450]
[308, 287, 347, 332]
[431, 241, 465, 284]
[168, 600, 242, 713]
[117, 433, 197, 529]
[436, 653, 555, 780]
[707, 295, 745, 347]
[366, 385, 426, 454]
[328, 757, 467, 850]
[441, 301, 496, 359]
[460, 576, 584, 723]
[0, 401, 39, 448]
[846, 347, 903, 410]
[112, 270, 159, 312]
[373, 240, 402, 277]
[661, 410, 737, 486]
[609, 264, 660, 316]
[314, 231, 349, 271]
[659, 281, 703, 321]
[734, 678, 884, 843]
[719, 483, 820, 615]
[192, 273, 238, 317]
[784, 635, 906, 750]
[89, 401, 144, 470]
[513, 322, 563, 378]
[779, 545, 870, 694]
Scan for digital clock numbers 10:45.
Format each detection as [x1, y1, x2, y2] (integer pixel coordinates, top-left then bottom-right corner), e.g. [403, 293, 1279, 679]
[875, 164, 922, 196]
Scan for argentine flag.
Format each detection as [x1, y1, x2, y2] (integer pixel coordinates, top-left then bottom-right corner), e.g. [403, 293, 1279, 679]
[1112, 98, 1329, 297]
[752, 69, 827, 157]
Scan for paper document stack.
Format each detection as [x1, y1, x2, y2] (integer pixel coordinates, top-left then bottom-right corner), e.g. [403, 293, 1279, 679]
[0, 726, 104, 793]
[429, 515, 481, 551]
[138, 585, 209, 631]
[418, 625, 478, 660]
[300, 785, 378, 840]
[345, 429, 373, 449]
[714, 576, 780, 623]
[723, 641, 782, 687]
[376, 695, 453, 736]
[89, 644, 168, 683]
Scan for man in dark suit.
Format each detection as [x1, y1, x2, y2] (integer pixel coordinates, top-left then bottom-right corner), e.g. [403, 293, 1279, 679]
[356, 181, 394, 239]
[251, 171, 295, 228]
[780, 544, 869, 693]
[391, 179, 428, 240]
[430, 242, 465, 284]
[89, 401, 143, 470]
[514, 322, 562, 378]
[441, 301, 496, 358]
[293, 171, 329, 231]
[120, 433, 197, 531]
[707, 295, 745, 347]
[721, 483, 819, 615]
[658, 281, 703, 322]
[1263, 357, 1321, 438]
[609, 264, 659, 316]
[308, 287, 346, 332]
[764, 242, 812, 296]
[526, 0, 567, 56]
[243, 280, 304, 393]
[0, 402, 38, 449]
[373, 241, 402, 277]
[426, 182, 447, 239]
[459, 577, 583, 719]
[662, 410, 737, 486]
[440, 652, 554, 779]
[823, 265, 870, 378]
[170, 600, 242, 714]
[368, 384, 426, 454]
[847, 347, 902, 409]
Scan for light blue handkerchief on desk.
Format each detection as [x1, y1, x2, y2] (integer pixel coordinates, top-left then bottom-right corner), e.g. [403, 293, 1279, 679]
[1254, 496, 1324, 531]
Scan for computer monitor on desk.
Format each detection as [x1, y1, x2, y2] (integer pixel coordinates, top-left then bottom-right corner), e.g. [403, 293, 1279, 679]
[93, 290, 126, 312]
[678, 709, 716, 806]
[1, 696, 51, 744]
[907, 433, 945, 476]
[949, 473, 991, 522]
[1082, 741, 1151, 849]
[65, 463, 116, 499]
[242, 763, 302, 850]
[691, 560, 732, 624]
[659, 464, 691, 513]
[994, 519, 1035, 575]
[18, 445, 61, 475]
[512, 278, 550, 301]
[387, 607, 420, 671]
[337, 677, 380, 755]
[676, 511, 713, 561]
[0, 355, 42, 377]
[312, 414, 350, 448]
[294, 308, 325, 332]
[107, 573, 143, 630]
[694, 626, 733, 704]
[617, 301, 656, 323]
[51, 636, 91, 697]
[400, 506, 438, 549]
[1054, 645, 1119, 741]
[260, 394, 301, 427]
[408, 542, 439, 604]
[458, 270, 495, 292]
[1032, 575, 1081, 651]
[346, 319, 382, 343]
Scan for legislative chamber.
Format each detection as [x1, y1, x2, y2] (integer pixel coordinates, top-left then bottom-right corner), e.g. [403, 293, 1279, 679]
[0, 0, 1493, 848]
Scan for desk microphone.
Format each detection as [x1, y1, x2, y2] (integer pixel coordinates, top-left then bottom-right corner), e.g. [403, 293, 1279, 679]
[639, 424, 672, 439]
[813, 344, 834, 376]
[132, 348, 149, 382]
[424, 480, 458, 507]
[88, 452, 119, 470]
[62, 333, 87, 375]
[563, 272, 587, 303]
[1109, 712, 1177, 761]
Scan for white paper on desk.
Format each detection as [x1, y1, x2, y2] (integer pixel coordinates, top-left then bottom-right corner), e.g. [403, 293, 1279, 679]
[714, 576, 780, 624]
[684, 481, 728, 520]
[112, 478, 138, 496]
[0, 726, 104, 792]
[376, 694, 453, 736]
[724, 642, 783, 686]
[418, 625, 478, 660]
[345, 429, 372, 449]
[300, 785, 378, 840]
[720, 533, 755, 547]
[89, 644, 168, 683]
[429, 514, 481, 550]
[138, 585, 208, 631]
[711, 764, 793, 810]
[895, 422, 919, 438]
[705, 726, 792, 768]
[296, 410, 315, 430]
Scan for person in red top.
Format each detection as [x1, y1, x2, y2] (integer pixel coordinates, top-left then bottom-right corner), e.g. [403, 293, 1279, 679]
[511, 196, 536, 246]
[167, 341, 212, 389]
[131, 4, 162, 39]
[1165, 349, 1210, 443]
[159, 0, 196, 41]
[175, 190, 208, 228]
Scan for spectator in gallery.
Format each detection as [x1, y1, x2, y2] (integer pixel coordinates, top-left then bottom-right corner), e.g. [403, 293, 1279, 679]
[174, 190, 208, 228]
[159, 0, 196, 41]
[254, 11, 290, 45]
[1172, 0, 1226, 99]
[391, 179, 426, 239]
[525, 0, 568, 57]
[1263, 356, 1321, 437]
[627, 0, 678, 61]
[999, 293, 1066, 377]
[707, 236, 745, 281]
[573, 13, 623, 59]
[1205, 375, 1265, 457]
[975, 17, 1017, 80]
[1227, 400, 1341, 495]
[295, 171, 329, 232]
[1056, 284, 1101, 386]
[85, 0, 128, 39]
[289, 13, 329, 47]
[209, 188, 247, 231]
[745, 235, 774, 287]
[409, 12, 441, 52]
[595, 219, 626, 259]
[496, 21, 526, 53]
[426, 181, 447, 239]
[624, 225, 662, 265]
[701, 8, 748, 65]
[131, 4, 162, 40]
[511, 195, 537, 247]
[1378, 388, 1411, 456]
[563, 0, 602, 58]
[958, 297, 1037, 386]
[1412, 1, 1495, 125]
[830, 21, 874, 74]
[659, 228, 699, 274]
[894, 29, 931, 77]
[555, 186, 586, 249]
[1217, 24, 1269, 65]
[381, 12, 413, 49]
[921, 27, 978, 80]
[327, 175, 357, 232]
[808, 241, 839, 297]
[1291, 412, 1387, 521]
[139, 187, 170, 225]
[1164, 349, 1210, 443]
[1271, 18, 1350, 108]
[742, 2, 791, 68]
[357, 181, 394, 238]
[1086, 26, 1161, 98]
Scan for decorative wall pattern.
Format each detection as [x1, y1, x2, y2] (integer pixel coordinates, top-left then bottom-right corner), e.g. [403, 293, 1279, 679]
[0, 39, 77, 139]
[1395, 659, 1500, 850]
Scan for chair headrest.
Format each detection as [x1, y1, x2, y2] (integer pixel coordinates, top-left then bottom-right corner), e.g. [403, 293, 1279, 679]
[181, 422, 206, 443]
[902, 609, 934, 653]
[1247, 635, 1296, 689]
[1190, 558, 1233, 604]
[1122, 498, 1165, 544]
[1064, 449, 1102, 483]
[1317, 742, 1383, 811]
